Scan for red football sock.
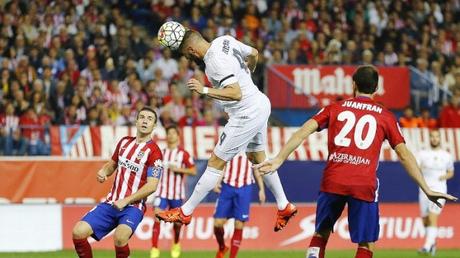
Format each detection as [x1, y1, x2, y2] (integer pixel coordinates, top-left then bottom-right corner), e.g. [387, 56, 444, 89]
[151, 221, 161, 248]
[73, 238, 93, 258]
[214, 226, 226, 250]
[355, 247, 373, 258]
[173, 223, 182, 244]
[307, 236, 328, 258]
[115, 244, 130, 258]
[230, 228, 243, 258]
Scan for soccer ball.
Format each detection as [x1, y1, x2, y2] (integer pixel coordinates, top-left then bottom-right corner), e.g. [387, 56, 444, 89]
[157, 21, 186, 50]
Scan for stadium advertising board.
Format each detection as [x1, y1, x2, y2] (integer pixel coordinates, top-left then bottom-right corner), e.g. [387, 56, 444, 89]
[266, 65, 410, 109]
[61, 204, 460, 250]
[49, 126, 460, 161]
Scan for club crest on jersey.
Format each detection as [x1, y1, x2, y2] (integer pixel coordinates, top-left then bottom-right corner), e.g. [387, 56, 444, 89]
[154, 159, 163, 168]
[136, 151, 145, 160]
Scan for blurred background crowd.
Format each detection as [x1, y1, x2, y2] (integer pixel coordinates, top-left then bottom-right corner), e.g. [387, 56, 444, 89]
[1, 0, 460, 156]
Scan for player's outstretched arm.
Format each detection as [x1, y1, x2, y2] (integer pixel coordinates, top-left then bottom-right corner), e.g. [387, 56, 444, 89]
[256, 119, 319, 174]
[113, 177, 160, 210]
[187, 78, 242, 101]
[395, 143, 458, 206]
[96, 160, 117, 183]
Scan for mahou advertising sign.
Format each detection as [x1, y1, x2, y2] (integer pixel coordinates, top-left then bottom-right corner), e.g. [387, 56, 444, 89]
[267, 65, 410, 109]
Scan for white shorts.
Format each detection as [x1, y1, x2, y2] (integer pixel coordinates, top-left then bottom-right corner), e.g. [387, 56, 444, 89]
[419, 191, 445, 217]
[214, 96, 270, 161]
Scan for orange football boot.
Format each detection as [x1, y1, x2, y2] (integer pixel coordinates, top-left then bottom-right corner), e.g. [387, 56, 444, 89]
[156, 208, 192, 225]
[274, 203, 298, 232]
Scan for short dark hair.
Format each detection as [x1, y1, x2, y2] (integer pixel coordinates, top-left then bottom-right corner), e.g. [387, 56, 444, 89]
[352, 65, 379, 94]
[165, 125, 180, 134]
[136, 106, 157, 123]
[178, 30, 203, 53]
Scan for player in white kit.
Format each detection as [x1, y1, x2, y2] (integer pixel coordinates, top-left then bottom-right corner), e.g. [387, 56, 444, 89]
[157, 28, 297, 232]
[416, 129, 455, 255]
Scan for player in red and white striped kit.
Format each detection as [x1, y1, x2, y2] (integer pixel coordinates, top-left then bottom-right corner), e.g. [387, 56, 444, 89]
[72, 107, 163, 258]
[213, 153, 265, 258]
[151, 125, 196, 258]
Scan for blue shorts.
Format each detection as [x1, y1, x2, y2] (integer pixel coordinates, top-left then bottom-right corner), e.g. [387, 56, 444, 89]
[82, 203, 144, 241]
[214, 183, 252, 222]
[315, 192, 379, 243]
[156, 197, 183, 210]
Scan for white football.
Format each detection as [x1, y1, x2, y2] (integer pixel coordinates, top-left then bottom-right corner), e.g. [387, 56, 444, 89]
[157, 21, 186, 50]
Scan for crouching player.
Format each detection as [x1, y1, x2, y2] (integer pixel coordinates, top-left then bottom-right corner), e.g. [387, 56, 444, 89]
[72, 107, 163, 258]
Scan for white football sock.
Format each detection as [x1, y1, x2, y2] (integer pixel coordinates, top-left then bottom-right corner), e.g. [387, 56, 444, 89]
[263, 171, 289, 210]
[181, 167, 223, 216]
[423, 226, 438, 250]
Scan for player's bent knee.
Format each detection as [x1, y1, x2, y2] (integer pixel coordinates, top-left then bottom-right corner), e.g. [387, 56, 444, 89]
[72, 221, 92, 239]
[114, 224, 132, 246]
[245, 151, 266, 164]
[234, 220, 245, 229]
[208, 153, 227, 170]
[214, 218, 227, 227]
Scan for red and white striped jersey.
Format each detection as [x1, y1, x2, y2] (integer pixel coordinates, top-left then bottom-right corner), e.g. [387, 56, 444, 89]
[156, 147, 195, 200]
[223, 153, 254, 188]
[106, 136, 163, 210]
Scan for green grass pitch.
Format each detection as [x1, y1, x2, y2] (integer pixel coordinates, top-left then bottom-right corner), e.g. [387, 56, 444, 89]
[1, 249, 459, 258]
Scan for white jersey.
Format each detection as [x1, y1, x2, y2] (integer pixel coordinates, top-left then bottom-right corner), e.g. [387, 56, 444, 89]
[204, 35, 265, 116]
[416, 149, 454, 193]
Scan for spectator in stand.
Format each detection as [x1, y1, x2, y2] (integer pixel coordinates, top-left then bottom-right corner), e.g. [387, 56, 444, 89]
[399, 106, 420, 128]
[155, 48, 178, 81]
[419, 108, 438, 129]
[439, 89, 460, 128]
[85, 107, 100, 126]
[1, 102, 25, 155]
[202, 109, 218, 127]
[20, 107, 48, 155]
[178, 106, 202, 127]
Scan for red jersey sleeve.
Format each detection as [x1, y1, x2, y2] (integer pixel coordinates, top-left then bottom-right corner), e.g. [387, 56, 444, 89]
[312, 105, 332, 130]
[182, 150, 195, 168]
[384, 113, 406, 149]
[111, 136, 127, 162]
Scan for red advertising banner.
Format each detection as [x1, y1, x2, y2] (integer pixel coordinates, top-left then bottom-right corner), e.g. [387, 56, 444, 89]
[267, 65, 410, 109]
[62, 204, 460, 250]
[48, 126, 460, 161]
[0, 159, 109, 203]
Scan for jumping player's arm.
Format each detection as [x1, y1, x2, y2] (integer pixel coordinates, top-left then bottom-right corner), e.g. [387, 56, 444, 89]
[256, 118, 319, 174]
[245, 48, 258, 72]
[187, 78, 242, 101]
[394, 143, 457, 205]
[236, 40, 258, 72]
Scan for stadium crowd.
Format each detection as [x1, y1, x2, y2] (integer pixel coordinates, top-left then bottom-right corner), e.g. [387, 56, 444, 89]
[1, 0, 460, 155]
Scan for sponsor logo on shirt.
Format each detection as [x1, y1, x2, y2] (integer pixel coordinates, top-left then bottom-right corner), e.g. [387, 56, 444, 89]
[118, 157, 142, 172]
[329, 152, 370, 165]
